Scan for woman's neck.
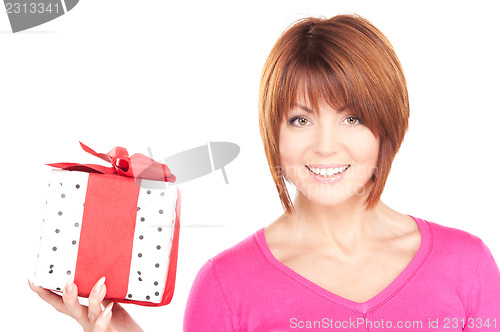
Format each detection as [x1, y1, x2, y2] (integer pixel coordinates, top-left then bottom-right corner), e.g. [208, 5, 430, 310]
[285, 192, 395, 252]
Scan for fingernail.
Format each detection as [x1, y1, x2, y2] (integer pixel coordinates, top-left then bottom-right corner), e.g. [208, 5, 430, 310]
[28, 279, 35, 292]
[93, 276, 106, 294]
[64, 276, 75, 295]
[29, 279, 39, 293]
[103, 302, 113, 318]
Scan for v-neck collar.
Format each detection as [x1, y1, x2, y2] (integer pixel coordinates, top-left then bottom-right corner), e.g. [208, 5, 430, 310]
[255, 214, 432, 313]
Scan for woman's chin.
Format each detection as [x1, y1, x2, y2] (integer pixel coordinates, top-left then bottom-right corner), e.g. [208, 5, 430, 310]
[296, 183, 369, 208]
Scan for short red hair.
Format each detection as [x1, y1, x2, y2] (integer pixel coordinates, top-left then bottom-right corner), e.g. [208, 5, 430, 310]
[258, 14, 409, 213]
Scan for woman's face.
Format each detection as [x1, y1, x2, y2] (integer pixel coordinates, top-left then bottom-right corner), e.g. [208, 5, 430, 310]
[279, 97, 379, 207]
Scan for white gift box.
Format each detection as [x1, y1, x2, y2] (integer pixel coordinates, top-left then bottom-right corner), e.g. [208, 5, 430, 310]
[33, 169, 180, 306]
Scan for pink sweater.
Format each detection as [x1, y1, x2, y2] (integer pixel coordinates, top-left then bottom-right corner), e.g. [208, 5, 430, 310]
[184, 216, 500, 331]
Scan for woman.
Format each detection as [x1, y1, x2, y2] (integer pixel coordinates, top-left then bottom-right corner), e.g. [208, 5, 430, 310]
[30, 14, 500, 331]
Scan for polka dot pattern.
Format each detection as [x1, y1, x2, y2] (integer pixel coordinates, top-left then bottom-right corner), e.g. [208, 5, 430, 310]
[33, 170, 88, 293]
[126, 180, 178, 303]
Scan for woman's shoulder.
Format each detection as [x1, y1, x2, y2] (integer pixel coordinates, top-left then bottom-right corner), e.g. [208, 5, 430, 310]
[212, 228, 264, 261]
[420, 216, 492, 258]
[196, 227, 268, 280]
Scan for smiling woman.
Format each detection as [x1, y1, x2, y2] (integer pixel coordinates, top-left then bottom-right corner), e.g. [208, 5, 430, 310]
[182, 14, 500, 331]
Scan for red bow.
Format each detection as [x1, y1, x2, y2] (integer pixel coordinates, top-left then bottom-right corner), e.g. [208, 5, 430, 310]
[48, 142, 176, 183]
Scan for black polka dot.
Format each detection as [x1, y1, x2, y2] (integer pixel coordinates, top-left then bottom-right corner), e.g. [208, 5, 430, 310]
[72, 240, 77, 245]
[160, 192, 165, 196]
[56, 287, 61, 291]
[156, 245, 161, 250]
[159, 209, 163, 214]
[61, 194, 66, 198]
[74, 223, 79, 227]
[154, 281, 158, 286]
[59, 182, 62, 186]
[147, 190, 151, 194]
[50, 264, 54, 268]
[140, 217, 145, 222]
[76, 184, 80, 189]
[155, 292, 159, 296]
[137, 207, 141, 211]
[139, 235, 144, 240]
[138, 277, 142, 281]
[138, 253, 142, 258]
[49, 270, 53, 274]
[58, 211, 63, 216]
[48, 183, 50, 187]
[67, 270, 71, 275]
[158, 227, 162, 232]
[55, 229, 60, 233]
[137, 271, 141, 275]
[146, 295, 150, 300]
[52, 247, 57, 251]
[128, 294, 132, 298]
[155, 263, 160, 268]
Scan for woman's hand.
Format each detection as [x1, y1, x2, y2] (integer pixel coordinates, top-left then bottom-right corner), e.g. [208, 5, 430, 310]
[29, 277, 143, 332]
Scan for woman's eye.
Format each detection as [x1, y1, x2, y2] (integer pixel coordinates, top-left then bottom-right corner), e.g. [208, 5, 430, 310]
[289, 116, 311, 127]
[343, 116, 361, 126]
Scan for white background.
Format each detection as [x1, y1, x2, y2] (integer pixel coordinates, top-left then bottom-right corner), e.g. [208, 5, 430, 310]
[1, 1, 499, 331]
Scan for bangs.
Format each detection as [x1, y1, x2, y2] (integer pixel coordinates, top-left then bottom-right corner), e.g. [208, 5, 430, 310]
[281, 57, 348, 119]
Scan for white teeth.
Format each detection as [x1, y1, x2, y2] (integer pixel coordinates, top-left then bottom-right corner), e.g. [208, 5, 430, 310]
[308, 165, 349, 177]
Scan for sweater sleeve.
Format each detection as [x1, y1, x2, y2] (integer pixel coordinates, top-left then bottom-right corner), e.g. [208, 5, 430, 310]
[183, 260, 240, 332]
[465, 240, 500, 330]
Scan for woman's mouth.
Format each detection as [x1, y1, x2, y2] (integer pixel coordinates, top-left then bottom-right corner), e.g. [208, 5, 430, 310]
[304, 164, 350, 184]
[305, 165, 350, 178]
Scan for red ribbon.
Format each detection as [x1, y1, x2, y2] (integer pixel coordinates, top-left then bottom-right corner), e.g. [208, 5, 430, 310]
[48, 142, 176, 183]
[74, 173, 140, 300]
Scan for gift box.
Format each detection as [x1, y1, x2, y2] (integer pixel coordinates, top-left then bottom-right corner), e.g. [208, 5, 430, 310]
[32, 143, 180, 306]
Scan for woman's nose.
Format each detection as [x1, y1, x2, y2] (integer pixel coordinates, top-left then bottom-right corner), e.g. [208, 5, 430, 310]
[313, 123, 341, 156]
